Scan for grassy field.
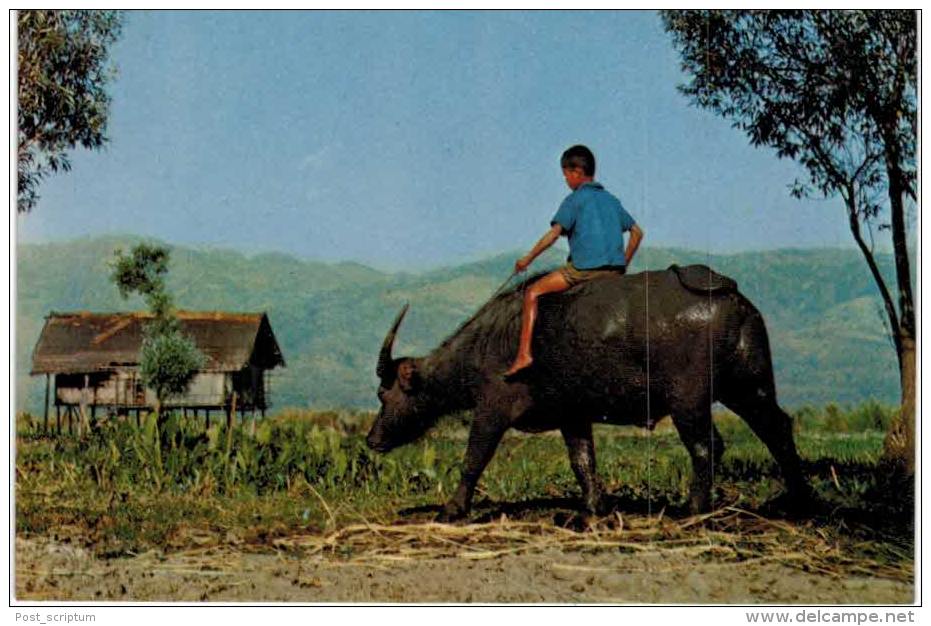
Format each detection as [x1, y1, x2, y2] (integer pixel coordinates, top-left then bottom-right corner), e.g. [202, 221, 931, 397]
[15, 402, 911, 568]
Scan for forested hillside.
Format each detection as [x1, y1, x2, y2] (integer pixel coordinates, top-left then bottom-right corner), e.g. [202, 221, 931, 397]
[15, 237, 900, 412]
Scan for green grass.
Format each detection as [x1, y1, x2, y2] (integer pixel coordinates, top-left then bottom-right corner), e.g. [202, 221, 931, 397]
[14, 403, 911, 559]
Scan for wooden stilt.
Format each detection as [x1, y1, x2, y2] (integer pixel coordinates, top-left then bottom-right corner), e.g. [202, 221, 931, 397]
[225, 393, 238, 457]
[91, 383, 98, 429]
[43, 374, 50, 433]
[227, 393, 238, 431]
[78, 374, 90, 437]
[56, 404, 61, 434]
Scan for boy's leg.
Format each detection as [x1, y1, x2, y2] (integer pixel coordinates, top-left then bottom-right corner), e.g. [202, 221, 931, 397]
[504, 270, 572, 377]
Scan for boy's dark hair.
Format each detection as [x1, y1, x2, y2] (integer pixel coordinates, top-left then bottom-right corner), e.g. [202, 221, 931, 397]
[560, 145, 596, 176]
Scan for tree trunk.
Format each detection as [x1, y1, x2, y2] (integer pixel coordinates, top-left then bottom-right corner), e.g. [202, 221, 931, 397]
[883, 334, 915, 475]
[878, 131, 916, 475]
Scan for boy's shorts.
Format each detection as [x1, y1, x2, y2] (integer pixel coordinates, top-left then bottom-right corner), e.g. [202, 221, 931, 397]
[559, 262, 626, 287]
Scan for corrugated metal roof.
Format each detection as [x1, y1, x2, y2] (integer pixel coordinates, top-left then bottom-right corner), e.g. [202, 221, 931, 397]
[31, 311, 286, 375]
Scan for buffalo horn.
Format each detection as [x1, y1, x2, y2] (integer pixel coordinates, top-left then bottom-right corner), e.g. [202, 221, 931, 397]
[376, 303, 409, 380]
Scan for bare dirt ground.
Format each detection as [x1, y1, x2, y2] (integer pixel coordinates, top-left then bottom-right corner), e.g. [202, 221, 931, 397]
[15, 534, 912, 604]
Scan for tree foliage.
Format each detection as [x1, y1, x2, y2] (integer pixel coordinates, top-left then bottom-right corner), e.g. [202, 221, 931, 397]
[662, 11, 914, 212]
[111, 244, 204, 406]
[17, 10, 123, 212]
[110, 243, 171, 318]
[662, 10, 917, 471]
[138, 332, 204, 407]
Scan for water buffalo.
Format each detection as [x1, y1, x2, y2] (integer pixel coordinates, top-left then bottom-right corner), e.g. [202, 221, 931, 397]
[367, 264, 810, 522]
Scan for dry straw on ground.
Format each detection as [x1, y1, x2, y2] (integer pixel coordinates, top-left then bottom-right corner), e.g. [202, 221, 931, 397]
[227, 507, 909, 582]
[16, 506, 911, 602]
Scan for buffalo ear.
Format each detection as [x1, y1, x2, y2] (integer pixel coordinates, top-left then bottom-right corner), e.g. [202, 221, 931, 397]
[397, 359, 420, 393]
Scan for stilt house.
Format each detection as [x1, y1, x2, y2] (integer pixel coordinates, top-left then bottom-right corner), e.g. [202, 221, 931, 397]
[30, 311, 285, 429]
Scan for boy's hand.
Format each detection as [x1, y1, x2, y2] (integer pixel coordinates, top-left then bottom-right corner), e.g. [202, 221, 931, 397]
[516, 224, 561, 273]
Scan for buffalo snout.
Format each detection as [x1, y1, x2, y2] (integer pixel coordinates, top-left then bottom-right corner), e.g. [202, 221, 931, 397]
[366, 417, 393, 452]
[366, 428, 385, 452]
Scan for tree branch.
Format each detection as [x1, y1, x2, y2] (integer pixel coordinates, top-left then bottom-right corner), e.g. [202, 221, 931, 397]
[844, 183, 902, 359]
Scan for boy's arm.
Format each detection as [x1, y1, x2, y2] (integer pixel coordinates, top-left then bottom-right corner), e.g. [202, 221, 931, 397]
[516, 224, 563, 272]
[625, 224, 644, 266]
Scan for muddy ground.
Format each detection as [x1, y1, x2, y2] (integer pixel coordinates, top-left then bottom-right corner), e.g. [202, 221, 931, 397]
[15, 535, 912, 604]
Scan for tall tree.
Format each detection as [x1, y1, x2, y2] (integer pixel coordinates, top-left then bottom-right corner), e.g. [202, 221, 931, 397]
[661, 10, 917, 471]
[17, 10, 123, 212]
[111, 244, 204, 417]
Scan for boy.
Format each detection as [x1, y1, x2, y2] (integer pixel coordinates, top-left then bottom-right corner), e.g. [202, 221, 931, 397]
[503, 144, 643, 378]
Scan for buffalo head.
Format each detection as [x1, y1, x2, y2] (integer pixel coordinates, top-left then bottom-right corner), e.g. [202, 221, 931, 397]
[366, 304, 438, 452]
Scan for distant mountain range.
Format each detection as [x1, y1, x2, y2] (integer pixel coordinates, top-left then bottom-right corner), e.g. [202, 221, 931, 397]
[15, 236, 901, 413]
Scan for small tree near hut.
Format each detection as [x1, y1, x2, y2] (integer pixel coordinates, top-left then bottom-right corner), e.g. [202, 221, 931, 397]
[110, 243, 204, 417]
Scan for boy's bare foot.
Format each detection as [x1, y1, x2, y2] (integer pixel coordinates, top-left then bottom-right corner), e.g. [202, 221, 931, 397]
[502, 356, 533, 379]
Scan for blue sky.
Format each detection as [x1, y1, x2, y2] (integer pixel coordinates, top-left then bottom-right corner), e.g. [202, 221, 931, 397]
[17, 10, 863, 270]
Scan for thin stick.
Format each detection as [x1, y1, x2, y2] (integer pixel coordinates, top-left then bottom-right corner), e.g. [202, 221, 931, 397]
[490, 270, 520, 299]
[830, 465, 842, 490]
[306, 483, 336, 528]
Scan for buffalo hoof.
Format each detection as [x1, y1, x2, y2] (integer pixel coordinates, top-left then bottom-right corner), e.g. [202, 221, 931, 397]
[435, 503, 468, 523]
[688, 494, 713, 515]
[554, 511, 597, 532]
[765, 490, 817, 519]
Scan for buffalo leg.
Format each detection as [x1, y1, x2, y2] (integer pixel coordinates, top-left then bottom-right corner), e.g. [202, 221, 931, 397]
[437, 416, 506, 523]
[723, 396, 811, 504]
[560, 420, 603, 517]
[671, 407, 723, 513]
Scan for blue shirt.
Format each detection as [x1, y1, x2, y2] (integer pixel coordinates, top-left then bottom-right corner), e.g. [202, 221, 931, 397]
[551, 181, 636, 270]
